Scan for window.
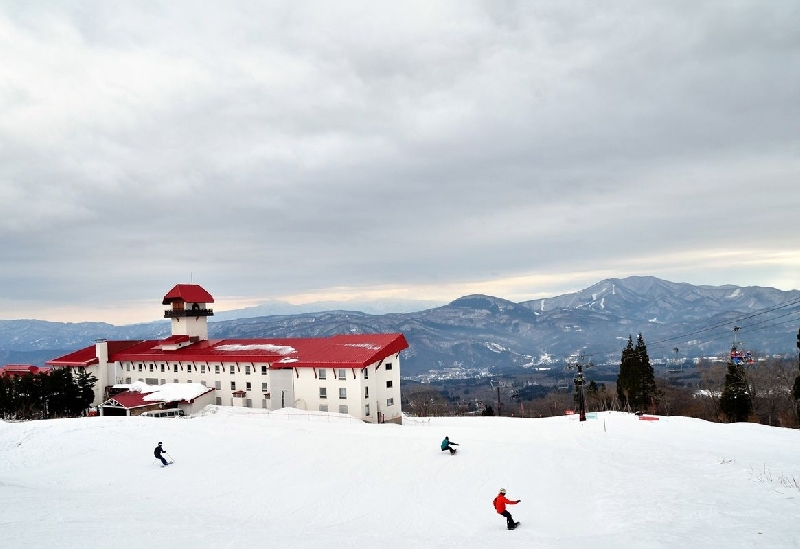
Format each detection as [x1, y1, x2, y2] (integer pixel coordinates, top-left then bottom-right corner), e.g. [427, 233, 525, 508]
[365, 404, 370, 416]
[160, 379, 165, 385]
[231, 381, 236, 390]
[215, 365, 220, 374]
[149, 364, 154, 372]
[125, 377, 131, 384]
[339, 405, 348, 414]
[160, 364, 165, 372]
[337, 369, 346, 380]
[385, 363, 393, 371]
[230, 365, 236, 375]
[364, 368, 368, 380]
[188, 379, 192, 384]
[173, 365, 178, 373]
[318, 368, 326, 380]
[261, 365, 268, 375]
[319, 388, 327, 400]
[138, 363, 143, 372]
[365, 387, 369, 399]
[246, 382, 251, 391]
[174, 379, 179, 384]
[246, 399, 252, 408]
[126, 364, 130, 372]
[215, 381, 221, 390]
[215, 397, 222, 405]
[201, 380, 207, 387]
[387, 398, 394, 406]
[261, 382, 268, 392]
[319, 404, 328, 412]
[201, 364, 206, 373]
[339, 388, 347, 400]
[262, 399, 268, 409]
[245, 365, 251, 375]
[386, 380, 393, 389]
[146, 378, 158, 385]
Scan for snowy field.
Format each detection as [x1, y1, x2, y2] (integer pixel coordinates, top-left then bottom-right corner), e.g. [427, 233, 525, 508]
[2, 408, 799, 549]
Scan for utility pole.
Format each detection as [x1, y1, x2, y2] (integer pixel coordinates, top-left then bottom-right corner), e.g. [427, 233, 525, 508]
[568, 354, 593, 421]
[489, 379, 502, 417]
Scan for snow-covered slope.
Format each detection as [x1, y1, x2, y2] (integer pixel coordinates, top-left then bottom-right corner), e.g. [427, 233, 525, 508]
[1, 408, 798, 549]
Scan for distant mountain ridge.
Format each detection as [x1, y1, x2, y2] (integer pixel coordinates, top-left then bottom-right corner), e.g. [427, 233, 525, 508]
[1, 276, 798, 377]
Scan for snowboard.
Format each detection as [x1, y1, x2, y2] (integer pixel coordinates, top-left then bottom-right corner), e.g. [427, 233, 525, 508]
[507, 522, 520, 530]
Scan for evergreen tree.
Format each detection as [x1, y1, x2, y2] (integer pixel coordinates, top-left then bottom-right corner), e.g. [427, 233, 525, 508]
[617, 335, 636, 410]
[720, 359, 752, 422]
[616, 333, 657, 412]
[634, 333, 658, 410]
[75, 368, 98, 416]
[0, 375, 12, 419]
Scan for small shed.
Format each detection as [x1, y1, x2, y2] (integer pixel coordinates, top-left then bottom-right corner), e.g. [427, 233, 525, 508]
[100, 382, 215, 417]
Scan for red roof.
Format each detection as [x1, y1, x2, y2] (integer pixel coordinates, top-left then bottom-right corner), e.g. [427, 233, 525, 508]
[162, 284, 215, 305]
[0, 364, 50, 377]
[46, 340, 144, 367]
[47, 333, 409, 369]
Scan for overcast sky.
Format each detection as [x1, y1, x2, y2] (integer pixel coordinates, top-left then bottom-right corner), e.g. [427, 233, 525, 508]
[1, 1, 798, 325]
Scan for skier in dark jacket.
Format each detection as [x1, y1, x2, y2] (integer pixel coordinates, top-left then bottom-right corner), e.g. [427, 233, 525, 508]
[441, 436, 459, 455]
[154, 442, 169, 466]
[493, 488, 521, 529]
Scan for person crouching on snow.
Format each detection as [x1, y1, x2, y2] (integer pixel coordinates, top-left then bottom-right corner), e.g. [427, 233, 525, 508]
[441, 436, 459, 455]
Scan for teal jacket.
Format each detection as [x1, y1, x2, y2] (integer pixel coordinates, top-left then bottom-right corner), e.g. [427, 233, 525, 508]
[441, 437, 451, 450]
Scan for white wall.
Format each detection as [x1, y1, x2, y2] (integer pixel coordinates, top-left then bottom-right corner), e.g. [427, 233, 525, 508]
[113, 353, 403, 423]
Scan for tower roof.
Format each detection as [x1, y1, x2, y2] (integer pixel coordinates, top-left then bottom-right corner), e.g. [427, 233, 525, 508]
[162, 284, 215, 305]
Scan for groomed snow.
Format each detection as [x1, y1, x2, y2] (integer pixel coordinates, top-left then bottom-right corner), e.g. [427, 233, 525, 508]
[1, 409, 799, 549]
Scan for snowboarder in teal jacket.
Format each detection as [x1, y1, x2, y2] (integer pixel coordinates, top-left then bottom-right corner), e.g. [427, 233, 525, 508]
[441, 436, 459, 454]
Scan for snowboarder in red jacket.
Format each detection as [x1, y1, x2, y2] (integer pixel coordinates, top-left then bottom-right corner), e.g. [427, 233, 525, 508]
[493, 488, 520, 529]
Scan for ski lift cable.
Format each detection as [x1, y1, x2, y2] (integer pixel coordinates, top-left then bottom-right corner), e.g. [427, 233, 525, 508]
[594, 308, 800, 362]
[558, 294, 800, 362]
[645, 314, 800, 359]
[602, 297, 800, 356]
[643, 298, 800, 349]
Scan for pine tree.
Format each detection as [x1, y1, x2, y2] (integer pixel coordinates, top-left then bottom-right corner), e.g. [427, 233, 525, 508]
[617, 333, 657, 412]
[617, 335, 636, 410]
[720, 359, 752, 422]
[634, 333, 657, 411]
[75, 368, 97, 416]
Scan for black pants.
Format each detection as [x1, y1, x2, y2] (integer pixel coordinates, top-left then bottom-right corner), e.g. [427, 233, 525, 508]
[156, 455, 168, 465]
[442, 445, 456, 454]
[500, 510, 515, 528]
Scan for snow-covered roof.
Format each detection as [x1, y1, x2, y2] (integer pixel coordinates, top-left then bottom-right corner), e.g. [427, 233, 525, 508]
[104, 382, 214, 409]
[50, 333, 409, 370]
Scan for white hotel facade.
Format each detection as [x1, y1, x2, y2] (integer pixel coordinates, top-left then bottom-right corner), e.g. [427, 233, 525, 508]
[48, 284, 408, 424]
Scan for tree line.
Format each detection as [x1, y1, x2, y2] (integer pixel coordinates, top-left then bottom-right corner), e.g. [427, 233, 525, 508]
[403, 332, 800, 428]
[0, 368, 97, 420]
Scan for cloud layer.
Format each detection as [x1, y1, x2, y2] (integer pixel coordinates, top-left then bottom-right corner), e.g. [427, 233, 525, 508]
[1, 1, 798, 323]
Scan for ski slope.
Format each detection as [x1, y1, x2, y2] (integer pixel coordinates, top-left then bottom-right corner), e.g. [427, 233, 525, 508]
[1, 408, 799, 549]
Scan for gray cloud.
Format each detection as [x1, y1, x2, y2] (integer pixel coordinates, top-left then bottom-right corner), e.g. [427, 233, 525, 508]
[1, 1, 798, 322]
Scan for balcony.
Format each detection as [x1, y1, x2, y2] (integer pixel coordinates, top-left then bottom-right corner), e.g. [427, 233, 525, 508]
[164, 308, 214, 319]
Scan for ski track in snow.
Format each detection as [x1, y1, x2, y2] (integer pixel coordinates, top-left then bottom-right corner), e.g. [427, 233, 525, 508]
[1, 409, 799, 549]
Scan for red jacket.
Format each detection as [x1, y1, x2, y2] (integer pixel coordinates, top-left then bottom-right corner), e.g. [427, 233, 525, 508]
[493, 494, 518, 513]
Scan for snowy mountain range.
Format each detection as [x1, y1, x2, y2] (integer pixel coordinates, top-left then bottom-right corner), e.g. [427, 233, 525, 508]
[2, 276, 799, 377]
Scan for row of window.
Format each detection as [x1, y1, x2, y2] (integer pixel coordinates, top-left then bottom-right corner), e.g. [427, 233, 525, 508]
[130, 363, 271, 375]
[131, 379, 395, 404]
[209, 400, 394, 413]
[126, 363, 393, 377]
